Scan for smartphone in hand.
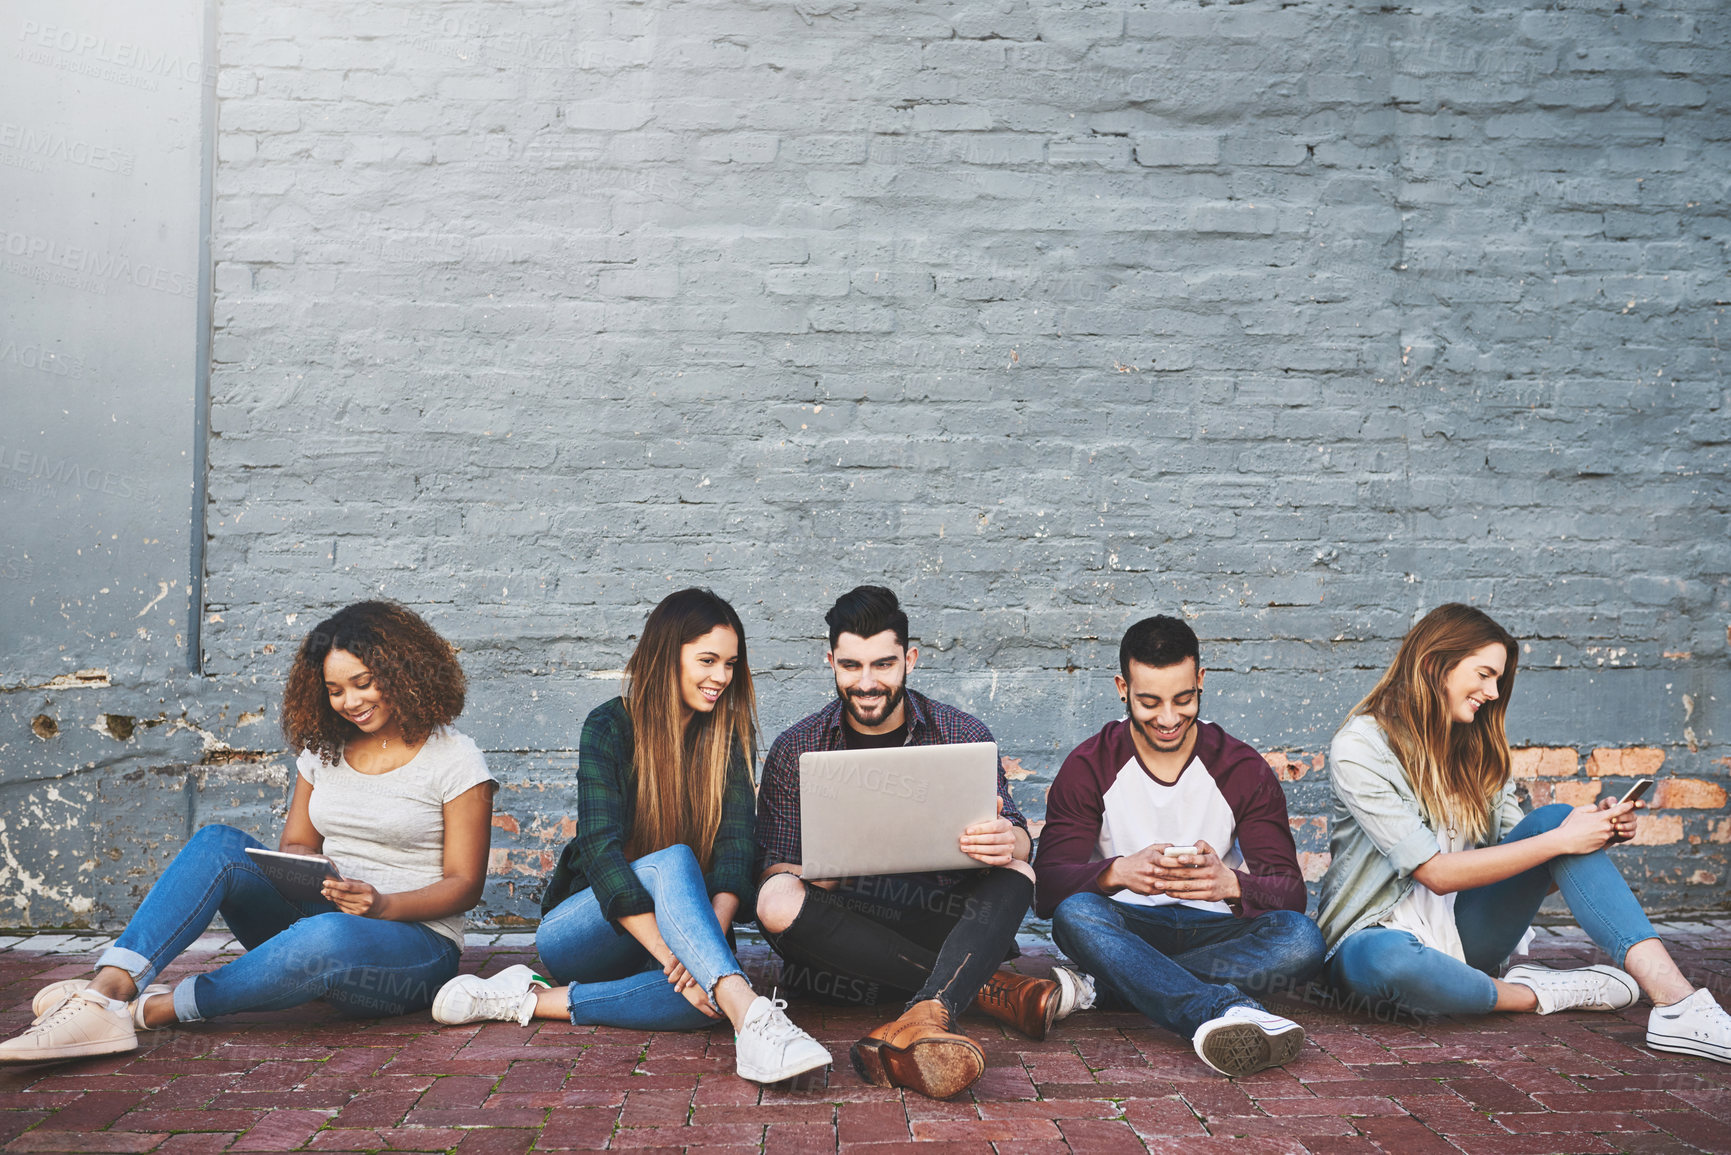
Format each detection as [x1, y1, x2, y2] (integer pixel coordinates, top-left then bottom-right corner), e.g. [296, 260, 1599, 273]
[1618, 779, 1653, 805]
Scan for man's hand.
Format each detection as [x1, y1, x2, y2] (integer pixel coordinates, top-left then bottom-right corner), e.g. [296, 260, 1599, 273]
[1099, 843, 1172, 896]
[959, 797, 1017, 867]
[322, 877, 387, 917]
[1152, 840, 1241, 904]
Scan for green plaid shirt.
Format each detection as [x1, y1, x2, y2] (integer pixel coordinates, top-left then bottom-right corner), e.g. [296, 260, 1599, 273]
[540, 697, 758, 922]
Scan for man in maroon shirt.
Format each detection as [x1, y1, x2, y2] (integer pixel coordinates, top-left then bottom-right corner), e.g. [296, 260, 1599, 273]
[1034, 615, 1325, 1077]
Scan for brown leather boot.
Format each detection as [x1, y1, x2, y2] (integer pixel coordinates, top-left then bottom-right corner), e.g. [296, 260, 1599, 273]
[971, 969, 1062, 1041]
[849, 999, 985, 1099]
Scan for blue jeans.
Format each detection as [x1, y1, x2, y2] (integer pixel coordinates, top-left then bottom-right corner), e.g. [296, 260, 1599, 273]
[96, 824, 459, 1022]
[535, 843, 747, 1031]
[1051, 892, 1326, 1038]
[1327, 802, 1660, 1017]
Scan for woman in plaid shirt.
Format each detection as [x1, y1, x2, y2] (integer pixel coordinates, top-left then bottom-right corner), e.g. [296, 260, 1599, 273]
[432, 588, 830, 1085]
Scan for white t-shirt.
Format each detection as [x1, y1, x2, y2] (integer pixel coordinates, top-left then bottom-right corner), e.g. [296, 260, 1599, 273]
[296, 727, 495, 947]
[1378, 826, 1471, 960]
[1340, 714, 1536, 963]
[1095, 748, 1246, 915]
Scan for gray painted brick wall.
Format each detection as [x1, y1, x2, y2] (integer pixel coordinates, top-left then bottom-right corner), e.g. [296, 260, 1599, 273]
[3, 0, 1728, 929]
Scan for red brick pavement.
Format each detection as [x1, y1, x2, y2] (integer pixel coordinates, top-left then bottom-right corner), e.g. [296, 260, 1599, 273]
[1, 927, 1727, 1154]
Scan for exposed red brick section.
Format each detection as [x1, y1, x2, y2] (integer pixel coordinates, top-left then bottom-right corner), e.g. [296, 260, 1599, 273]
[1, 931, 1728, 1152]
[1629, 815, 1686, 846]
[1265, 753, 1324, 782]
[1655, 780, 1730, 810]
[1512, 748, 1579, 779]
[1584, 748, 1666, 779]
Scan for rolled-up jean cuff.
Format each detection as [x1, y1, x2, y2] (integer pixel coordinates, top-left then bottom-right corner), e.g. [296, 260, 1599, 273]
[704, 967, 747, 1007]
[173, 977, 204, 1023]
[95, 946, 155, 987]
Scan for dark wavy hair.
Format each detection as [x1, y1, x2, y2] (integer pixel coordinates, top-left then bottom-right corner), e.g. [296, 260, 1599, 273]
[825, 585, 909, 649]
[282, 601, 467, 762]
[1119, 614, 1200, 677]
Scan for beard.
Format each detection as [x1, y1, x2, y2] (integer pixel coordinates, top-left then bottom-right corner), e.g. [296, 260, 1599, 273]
[839, 682, 906, 729]
[1136, 715, 1193, 752]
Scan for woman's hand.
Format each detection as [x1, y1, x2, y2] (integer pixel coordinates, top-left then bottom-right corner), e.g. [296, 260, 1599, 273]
[1599, 795, 1643, 843]
[1551, 801, 1633, 856]
[322, 877, 388, 917]
[664, 959, 719, 1018]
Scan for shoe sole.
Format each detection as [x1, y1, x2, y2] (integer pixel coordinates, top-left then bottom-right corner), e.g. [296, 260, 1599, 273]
[1051, 970, 1085, 1022]
[851, 1034, 985, 1098]
[1028, 988, 1060, 1042]
[976, 982, 1062, 1041]
[1646, 1033, 1731, 1063]
[736, 1047, 832, 1084]
[0, 1034, 138, 1065]
[1195, 1021, 1305, 1078]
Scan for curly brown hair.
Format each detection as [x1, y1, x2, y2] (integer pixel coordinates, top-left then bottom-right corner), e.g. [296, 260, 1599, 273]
[281, 601, 467, 762]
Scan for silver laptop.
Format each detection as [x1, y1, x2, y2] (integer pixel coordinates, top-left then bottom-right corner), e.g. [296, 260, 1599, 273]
[798, 741, 999, 879]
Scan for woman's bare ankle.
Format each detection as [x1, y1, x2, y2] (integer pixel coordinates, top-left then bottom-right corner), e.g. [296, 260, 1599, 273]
[714, 975, 757, 1029]
[140, 992, 177, 1029]
[533, 986, 570, 1021]
[1623, 939, 1694, 1006]
[1492, 977, 1539, 1013]
[89, 966, 138, 1002]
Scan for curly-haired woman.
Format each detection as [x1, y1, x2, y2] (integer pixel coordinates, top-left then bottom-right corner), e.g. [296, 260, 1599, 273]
[0, 601, 495, 1064]
[431, 588, 832, 1085]
[1319, 604, 1730, 1062]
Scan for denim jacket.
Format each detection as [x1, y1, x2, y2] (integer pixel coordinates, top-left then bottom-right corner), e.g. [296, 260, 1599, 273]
[1316, 715, 1525, 960]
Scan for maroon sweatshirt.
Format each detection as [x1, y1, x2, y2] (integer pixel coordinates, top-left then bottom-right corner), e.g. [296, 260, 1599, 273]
[1033, 719, 1307, 920]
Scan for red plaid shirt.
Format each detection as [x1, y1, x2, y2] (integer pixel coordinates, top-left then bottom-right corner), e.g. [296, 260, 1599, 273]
[755, 687, 1028, 877]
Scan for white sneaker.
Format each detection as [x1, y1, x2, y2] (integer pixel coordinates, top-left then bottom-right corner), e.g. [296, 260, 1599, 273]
[431, 964, 551, 1026]
[1192, 1004, 1305, 1077]
[32, 981, 172, 1030]
[32, 980, 92, 1021]
[1646, 988, 1731, 1063]
[734, 995, 832, 1084]
[1050, 965, 1096, 1021]
[1505, 963, 1640, 1015]
[0, 990, 138, 1064]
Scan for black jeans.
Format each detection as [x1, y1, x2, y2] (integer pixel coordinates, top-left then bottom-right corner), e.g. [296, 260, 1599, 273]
[762, 867, 1033, 1019]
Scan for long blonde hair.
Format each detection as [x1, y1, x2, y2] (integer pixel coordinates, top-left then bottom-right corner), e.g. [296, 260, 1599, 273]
[1350, 603, 1518, 843]
[621, 588, 757, 867]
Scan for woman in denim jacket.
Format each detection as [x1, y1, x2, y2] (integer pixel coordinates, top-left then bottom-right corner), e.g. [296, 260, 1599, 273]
[1317, 603, 1728, 1063]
